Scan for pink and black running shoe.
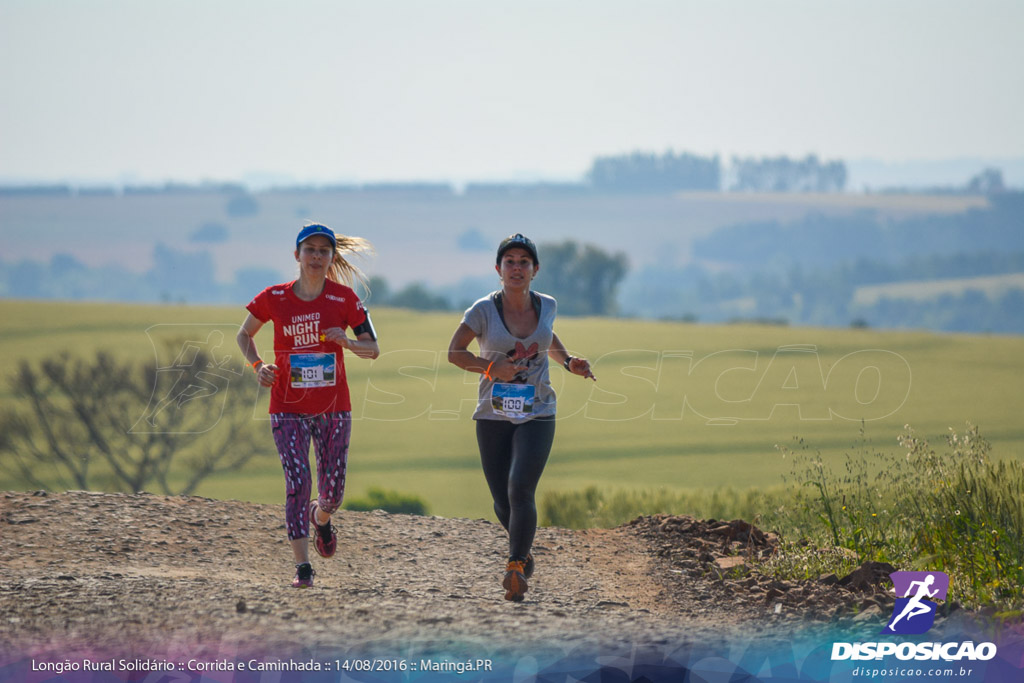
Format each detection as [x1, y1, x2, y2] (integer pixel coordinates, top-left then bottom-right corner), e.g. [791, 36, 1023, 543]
[309, 501, 337, 558]
[292, 562, 315, 588]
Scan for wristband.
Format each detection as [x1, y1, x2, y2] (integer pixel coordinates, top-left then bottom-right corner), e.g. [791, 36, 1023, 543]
[563, 356, 575, 371]
[252, 360, 263, 373]
[484, 361, 495, 381]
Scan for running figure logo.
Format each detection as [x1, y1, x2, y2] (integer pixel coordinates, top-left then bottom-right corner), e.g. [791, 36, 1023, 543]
[882, 571, 949, 635]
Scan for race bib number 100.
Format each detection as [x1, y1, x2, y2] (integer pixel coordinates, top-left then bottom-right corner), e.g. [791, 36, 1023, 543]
[490, 383, 536, 419]
[290, 352, 337, 389]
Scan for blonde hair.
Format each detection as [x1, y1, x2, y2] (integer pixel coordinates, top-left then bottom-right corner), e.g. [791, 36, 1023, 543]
[327, 233, 375, 293]
[297, 223, 375, 295]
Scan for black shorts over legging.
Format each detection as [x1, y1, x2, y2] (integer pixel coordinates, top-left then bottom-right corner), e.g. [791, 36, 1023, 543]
[475, 416, 556, 562]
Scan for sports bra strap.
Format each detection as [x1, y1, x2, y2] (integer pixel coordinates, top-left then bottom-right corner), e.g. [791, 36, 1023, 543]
[492, 291, 541, 331]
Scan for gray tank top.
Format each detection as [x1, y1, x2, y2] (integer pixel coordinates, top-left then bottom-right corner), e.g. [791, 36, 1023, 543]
[461, 291, 558, 423]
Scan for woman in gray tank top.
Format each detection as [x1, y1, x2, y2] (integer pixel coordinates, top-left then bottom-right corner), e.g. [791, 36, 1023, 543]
[447, 234, 595, 602]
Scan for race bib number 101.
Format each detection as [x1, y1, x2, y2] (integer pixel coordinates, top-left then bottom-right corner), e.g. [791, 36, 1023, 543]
[290, 352, 337, 388]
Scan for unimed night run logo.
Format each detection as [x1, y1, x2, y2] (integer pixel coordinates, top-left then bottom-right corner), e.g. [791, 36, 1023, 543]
[882, 571, 949, 635]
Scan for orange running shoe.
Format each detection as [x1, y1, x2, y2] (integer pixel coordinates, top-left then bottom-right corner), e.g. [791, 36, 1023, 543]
[503, 560, 528, 602]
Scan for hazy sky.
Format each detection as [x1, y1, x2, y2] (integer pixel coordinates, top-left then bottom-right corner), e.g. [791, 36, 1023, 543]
[2, 0, 1022, 186]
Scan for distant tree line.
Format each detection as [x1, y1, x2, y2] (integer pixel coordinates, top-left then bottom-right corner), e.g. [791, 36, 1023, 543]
[0, 181, 251, 197]
[1, 151, 859, 198]
[691, 192, 1024, 268]
[621, 192, 1024, 333]
[624, 255, 1024, 333]
[582, 150, 851, 193]
[879, 167, 1009, 196]
[730, 154, 847, 192]
[3, 157, 1016, 199]
[0, 240, 630, 318]
[0, 246, 282, 305]
[586, 151, 721, 193]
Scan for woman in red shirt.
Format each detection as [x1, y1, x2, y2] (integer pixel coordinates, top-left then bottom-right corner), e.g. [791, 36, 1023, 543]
[236, 223, 379, 588]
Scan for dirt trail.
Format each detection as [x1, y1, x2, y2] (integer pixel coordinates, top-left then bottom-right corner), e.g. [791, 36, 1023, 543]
[0, 491, 901, 663]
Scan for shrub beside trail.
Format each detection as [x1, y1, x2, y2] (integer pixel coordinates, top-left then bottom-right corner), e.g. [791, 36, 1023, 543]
[542, 424, 1024, 615]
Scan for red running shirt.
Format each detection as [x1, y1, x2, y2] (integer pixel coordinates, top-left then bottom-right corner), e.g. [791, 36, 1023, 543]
[246, 280, 369, 414]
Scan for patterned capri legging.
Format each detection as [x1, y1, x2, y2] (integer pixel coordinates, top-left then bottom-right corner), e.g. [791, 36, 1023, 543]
[270, 412, 352, 540]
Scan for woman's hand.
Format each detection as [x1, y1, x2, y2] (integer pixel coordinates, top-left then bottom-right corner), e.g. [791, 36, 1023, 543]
[322, 327, 379, 359]
[488, 356, 526, 382]
[255, 362, 278, 387]
[320, 327, 351, 348]
[567, 357, 596, 381]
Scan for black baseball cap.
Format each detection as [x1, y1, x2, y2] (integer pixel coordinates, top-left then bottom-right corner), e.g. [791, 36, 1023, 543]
[496, 233, 539, 265]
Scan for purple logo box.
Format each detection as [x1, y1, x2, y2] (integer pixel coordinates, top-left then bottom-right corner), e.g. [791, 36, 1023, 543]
[890, 571, 949, 600]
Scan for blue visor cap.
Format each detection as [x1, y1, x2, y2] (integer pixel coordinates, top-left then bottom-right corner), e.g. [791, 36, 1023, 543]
[296, 224, 337, 250]
[496, 233, 539, 265]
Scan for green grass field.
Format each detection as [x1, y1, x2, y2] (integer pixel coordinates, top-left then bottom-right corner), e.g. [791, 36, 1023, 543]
[2, 299, 1022, 520]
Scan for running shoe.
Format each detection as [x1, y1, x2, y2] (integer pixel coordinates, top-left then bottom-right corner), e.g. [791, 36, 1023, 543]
[523, 553, 535, 579]
[502, 560, 528, 602]
[292, 562, 315, 588]
[309, 501, 337, 558]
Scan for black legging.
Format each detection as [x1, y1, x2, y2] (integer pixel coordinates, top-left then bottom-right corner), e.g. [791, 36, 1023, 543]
[475, 416, 556, 562]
